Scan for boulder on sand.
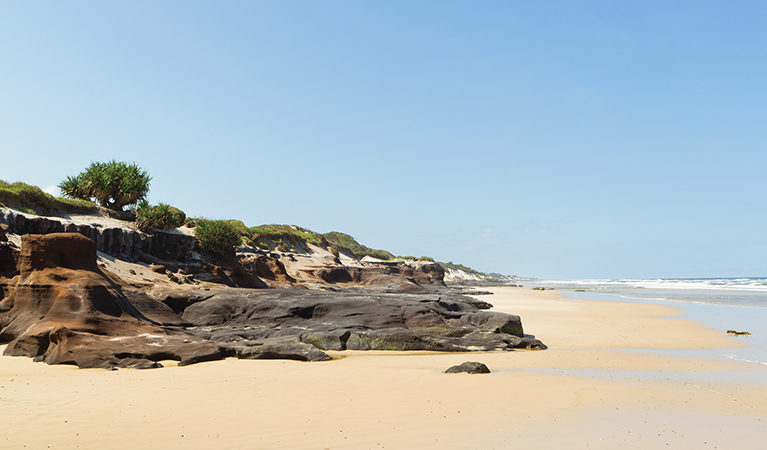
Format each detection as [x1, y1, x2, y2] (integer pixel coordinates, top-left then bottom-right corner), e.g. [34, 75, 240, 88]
[445, 361, 491, 374]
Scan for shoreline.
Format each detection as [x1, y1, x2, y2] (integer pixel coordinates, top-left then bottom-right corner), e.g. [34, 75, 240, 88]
[2, 287, 766, 449]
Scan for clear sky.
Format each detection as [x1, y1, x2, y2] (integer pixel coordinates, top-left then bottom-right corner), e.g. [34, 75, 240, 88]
[2, 1, 766, 280]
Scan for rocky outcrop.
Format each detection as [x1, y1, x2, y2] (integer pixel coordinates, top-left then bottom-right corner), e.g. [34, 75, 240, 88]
[237, 251, 296, 284]
[0, 208, 195, 262]
[297, 259, 446, 293]
[0, 233, 229, 369]
[1, 232, 546, 369]
[180, 288, 546, 359]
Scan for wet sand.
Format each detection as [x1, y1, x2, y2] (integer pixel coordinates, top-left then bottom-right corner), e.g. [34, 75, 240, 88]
[1, 287, 765, 449]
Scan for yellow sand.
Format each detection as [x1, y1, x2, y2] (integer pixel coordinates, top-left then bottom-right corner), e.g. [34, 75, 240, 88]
[1, 287, 765, 449]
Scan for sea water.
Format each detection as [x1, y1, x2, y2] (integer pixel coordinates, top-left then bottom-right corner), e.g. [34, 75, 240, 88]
[522, 278, 767, 380]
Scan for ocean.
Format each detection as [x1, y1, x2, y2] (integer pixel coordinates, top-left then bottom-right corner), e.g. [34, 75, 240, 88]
[522, 278, 767, 375]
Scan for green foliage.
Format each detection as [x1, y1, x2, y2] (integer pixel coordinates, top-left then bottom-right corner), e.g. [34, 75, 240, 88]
[392, 256, 435, 262]
[194, 219, 243, 255]
[134, 201, 186, 233]
[438, 261, 485, 276]
[59, 160, 151, 211]
[249, 224, 329, 253]
[222, 220, 250, 236]
[323, 231, 394, 261]
[0, 180, 96, 215]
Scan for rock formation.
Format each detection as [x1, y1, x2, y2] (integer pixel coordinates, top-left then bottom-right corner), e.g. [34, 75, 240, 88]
[294, 259, 446, 293]
[178, 288, 545, 359]
[0, 225, 547, 369]
[0, 233, 228, 369]
[0, 208, 195, 262]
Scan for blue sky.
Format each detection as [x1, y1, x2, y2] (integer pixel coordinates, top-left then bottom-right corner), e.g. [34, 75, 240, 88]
[2, 1, 766, 279]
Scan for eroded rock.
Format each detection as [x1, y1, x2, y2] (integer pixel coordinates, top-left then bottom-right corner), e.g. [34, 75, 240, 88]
[0, 233, 228, 369]
[180, 289, 546, 353]
[1, 232, 547, 369]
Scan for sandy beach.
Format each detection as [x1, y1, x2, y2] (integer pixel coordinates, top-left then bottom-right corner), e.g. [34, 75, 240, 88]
[2, 286, 765, 449]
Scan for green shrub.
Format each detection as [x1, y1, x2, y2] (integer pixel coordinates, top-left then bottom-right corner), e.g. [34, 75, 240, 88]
[222, 220, 250, 236]
[194, 219, 243, 255]
[392, 256, 433, 262]
[249, 224, 329, 252]
[0, 180, 96, 215]
[134, 201, 186, 233]
[59, 160, 151, 211]
[438, 261, 484, 277]
[323, 231, 394, 260]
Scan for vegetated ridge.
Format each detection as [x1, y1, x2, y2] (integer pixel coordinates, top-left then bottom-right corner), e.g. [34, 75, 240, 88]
[1, 177, 516, 283]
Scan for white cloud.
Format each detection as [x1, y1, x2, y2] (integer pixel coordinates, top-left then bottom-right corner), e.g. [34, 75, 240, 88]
[43, 185, 60, 196]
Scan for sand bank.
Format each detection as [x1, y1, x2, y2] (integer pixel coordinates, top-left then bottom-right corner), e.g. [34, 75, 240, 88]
[2, 287, 765, 449]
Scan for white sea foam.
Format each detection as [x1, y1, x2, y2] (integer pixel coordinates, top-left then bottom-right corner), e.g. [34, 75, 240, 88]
[542, 278, 767, 292]
[723, 353, 767, 366]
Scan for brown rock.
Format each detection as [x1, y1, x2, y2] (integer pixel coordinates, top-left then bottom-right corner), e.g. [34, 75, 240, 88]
[18, 233, 98, 277]
[0, 233, 228, 369]
[238, 254, 296, 284]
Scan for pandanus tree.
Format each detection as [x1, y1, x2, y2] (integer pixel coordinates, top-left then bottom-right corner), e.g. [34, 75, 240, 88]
[59, 160, 151, 211]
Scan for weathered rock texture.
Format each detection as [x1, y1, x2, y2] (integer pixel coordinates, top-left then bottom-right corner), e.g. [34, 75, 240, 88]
[0, 208, 195, 262]
[0, 233, 228, 369]
[0, 232, 546, 369]
[238, 252, 296, 284]
[180, 288, 546, 360]
[296, 259, 446, 293]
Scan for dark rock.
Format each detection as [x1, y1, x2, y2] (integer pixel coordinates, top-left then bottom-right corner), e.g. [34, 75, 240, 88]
[445, 361, 491, 374]
[231, 337, 332, 362]
[0, 243, 18, 278]
[181, 289, 545, 353]
[148, 288, 214, 314]
[300, 330, 351, 351]
[345, 329, 459, 351]
[457, 311, 524, 336]
[727, 330, 751, 336]
[461, 290, 494, 296]
[462, 297, 494, 310]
